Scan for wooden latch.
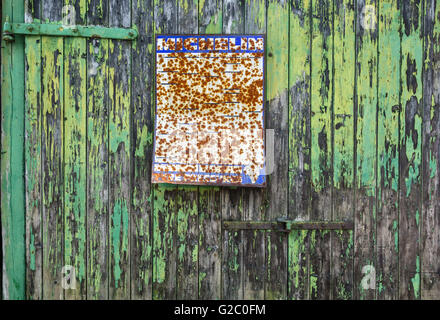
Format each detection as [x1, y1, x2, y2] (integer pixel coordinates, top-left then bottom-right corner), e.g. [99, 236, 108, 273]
[223, 218, 354, 233]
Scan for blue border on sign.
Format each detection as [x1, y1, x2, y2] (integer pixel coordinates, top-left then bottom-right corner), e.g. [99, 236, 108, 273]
[152, 34, 266, 187]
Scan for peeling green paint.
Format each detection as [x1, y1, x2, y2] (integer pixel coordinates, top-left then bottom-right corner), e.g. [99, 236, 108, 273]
[266, 0, 288, 101]
[111, 199, 129, 288]
[411, 256, 420, 298]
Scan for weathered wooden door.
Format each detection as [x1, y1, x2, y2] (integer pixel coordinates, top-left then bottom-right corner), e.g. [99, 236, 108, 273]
[18, 0, 137, 300]
[2, 0, 439, 300]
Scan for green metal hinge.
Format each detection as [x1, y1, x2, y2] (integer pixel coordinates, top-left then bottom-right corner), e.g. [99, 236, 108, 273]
[223, 218, 354, 233]
[2, 16, 138, 42]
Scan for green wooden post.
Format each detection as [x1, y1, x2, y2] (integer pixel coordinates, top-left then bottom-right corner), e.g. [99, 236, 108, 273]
[1, 0, 26, 300]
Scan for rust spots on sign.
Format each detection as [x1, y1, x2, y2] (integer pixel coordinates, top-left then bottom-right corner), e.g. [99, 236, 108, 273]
[152, 35, 266, 187]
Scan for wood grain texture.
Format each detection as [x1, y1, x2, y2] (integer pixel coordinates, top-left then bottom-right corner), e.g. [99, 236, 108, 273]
[221, 189, 243, 299]
[153, 185, 177, 299]
[178, 0, 198, 33]
[332, 0, 355, 300]
[221, 190, 244, 300]
[152, 0, 178, 301]
[421, 0, 440, 300]
[377, 0, 400, 300]
[86, 0, 109, 300]
[223, 0, 244, 33]
[354, 0, 377, 300]
[41, 33, 64, 300]
[131, 0, 154, 300]
[64, 0, 87, 300]
[199, 0, 223, 34]
[399, 0, 423, 300]
[176, 187, 198, 299]
[288, 0, 311, 300]
[25, 0, 42, 300]
[198, 187, 222, 299]
[309, 0, 332, 300]
[109, 0, 131, 299]
[265, 0, 289, 300]
[40, 1, 65, 299]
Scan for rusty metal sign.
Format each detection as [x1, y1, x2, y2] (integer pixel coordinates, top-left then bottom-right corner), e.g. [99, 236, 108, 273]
[152, 35, 266, 187]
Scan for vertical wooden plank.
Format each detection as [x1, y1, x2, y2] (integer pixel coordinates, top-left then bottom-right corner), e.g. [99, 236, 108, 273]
[153, 186, 177, 299]
[41, 0, 64, 22]
[1, 0, 26, 300]
[199, 0, 222, 34]
[421, 0, 440, 300]
[309, 0, 332, 300]
[309, 229, 331, 299]
[223, 0, 244, 33]
[198, 0, 223, 300]
[176, 186, 198, 299]
[399, 0, 422, 300]
[109, 0, 131, 299]
[242, 0, 267, 301]
[288, 0, 311, 300]
[377, 0, 400, 300]
[198, 187, 221, 299]
[220, 0, 244, 300]
[245, 0, 266, 33]
[154, 0, 178, 34]
[242, 192, 266, 300]
[221, 190, 243, 299]
[152, 0, 178, 300]
[332, 0, 355, 300]
[331, 229, 353, 299]
[288, 229, 309, 299]
[178, 0, 198, 33]
[41, 0, 65, 300]
[175, 0, 199, 300]
[87, 0, 109, 300]
[25, 0, 42, 300]
[131, 0, 154, 300]
[64, 0, 87, 300]
[266, 0, 289, 300]
[41, 35, 64, 301]
[354, 0, 377, 300]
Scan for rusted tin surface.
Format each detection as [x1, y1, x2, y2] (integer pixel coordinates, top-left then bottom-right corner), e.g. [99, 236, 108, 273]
[152, 35, 266, 187]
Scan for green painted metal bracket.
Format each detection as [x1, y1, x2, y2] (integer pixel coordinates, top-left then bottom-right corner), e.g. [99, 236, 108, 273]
[223, 219, 354, 232]
[2, 16, 138, 42]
